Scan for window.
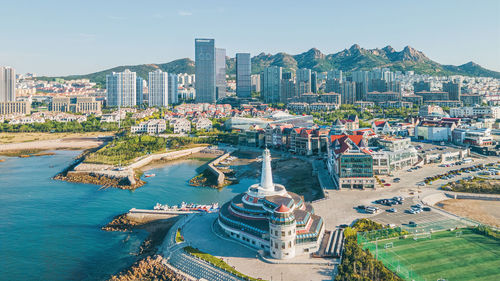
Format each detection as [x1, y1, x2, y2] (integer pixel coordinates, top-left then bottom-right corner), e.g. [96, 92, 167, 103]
[281, 231, 285, 237]
[288, 230, 292, 235]
[288, 241, 292, 247]
[282, 243, 285, 249]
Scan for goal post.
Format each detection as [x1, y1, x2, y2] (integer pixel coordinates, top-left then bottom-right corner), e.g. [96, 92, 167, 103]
[384, 242, 393, 249]
[413, 232, 431, 241]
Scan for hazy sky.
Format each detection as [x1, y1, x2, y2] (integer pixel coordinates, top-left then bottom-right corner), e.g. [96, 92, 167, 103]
[1, 0, 499, 76]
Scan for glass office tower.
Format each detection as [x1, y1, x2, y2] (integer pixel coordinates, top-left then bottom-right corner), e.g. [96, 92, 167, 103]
[195, 38, 216, 103]
[236, 53, 251, 98]
[215, 48, 226, 100]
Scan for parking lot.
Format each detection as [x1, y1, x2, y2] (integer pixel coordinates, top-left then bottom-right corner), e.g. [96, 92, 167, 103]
[365, 197, 450, 227]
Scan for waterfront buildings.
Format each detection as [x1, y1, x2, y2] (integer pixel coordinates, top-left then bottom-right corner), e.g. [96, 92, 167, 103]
[106, 69, 137, 107]
[260, 67, 282, 104]
[195, 38, 216, 103]
[49, 96, 101, 114]
[217, 149, 325, 259]
[0, 66, 16, 102]
[130, 119, 167, 134]
[236, 53, 251, 98]
[215, 48, 227, 100]
[148, 69, 169, 107]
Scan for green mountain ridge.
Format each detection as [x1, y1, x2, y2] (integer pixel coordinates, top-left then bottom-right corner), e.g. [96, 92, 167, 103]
[42, 45, 500, 86]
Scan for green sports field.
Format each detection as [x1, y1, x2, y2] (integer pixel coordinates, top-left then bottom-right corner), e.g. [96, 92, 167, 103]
[362, 228, 500, 281]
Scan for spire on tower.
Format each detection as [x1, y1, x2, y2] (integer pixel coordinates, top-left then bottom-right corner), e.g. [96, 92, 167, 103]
[260, 148, 274, 191]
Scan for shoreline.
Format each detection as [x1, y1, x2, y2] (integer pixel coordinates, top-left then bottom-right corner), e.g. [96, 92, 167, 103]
[0, 136, 110, 152]
[103, 212, 184, 280]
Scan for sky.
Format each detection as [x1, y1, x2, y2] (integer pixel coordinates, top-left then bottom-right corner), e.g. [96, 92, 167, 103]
[1, 0, 499, 76]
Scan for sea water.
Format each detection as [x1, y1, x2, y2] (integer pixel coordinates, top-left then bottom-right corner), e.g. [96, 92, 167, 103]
[0, 150, 254, 280]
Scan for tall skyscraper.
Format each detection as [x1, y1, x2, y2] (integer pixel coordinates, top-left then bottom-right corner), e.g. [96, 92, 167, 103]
[311, 71, 318, 93]
[341, 81, 356, 104]
[296, 68, 312, 95]
[260, 66, 282, 104]
[215, 48, 226, 100]
[168, 74, 179, 105]
[280, 72, 296, 103]
[195, 38, 216, 103]
[136, 77, 145, 105]
[148, 69, 169, 107]
[236, 53, 251, 98]
[352, 70, 369, 100]
[106, 69, 136, 107]
[0, 66, 16, 102]
[326, 78, 341, 93]
[442, 80, 461, 101]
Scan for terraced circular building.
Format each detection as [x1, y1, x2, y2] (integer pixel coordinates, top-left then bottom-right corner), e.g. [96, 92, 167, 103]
[217, 149, 325, 259]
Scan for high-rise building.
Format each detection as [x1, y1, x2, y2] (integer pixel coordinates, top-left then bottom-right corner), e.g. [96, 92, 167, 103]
[443, 80, 461, 101]
[280, 72, 296, 103]
[260, 66, 282, 104]
[136, 77, 145, 105]
[352, 70, 369, 101]
[0, 66, 16, 102]
[413, 81, 431, 93]
[236, 53, 251, 98]
[311, 71, 318, 93]
[168, 74, 179, 105]
[325, 78, 341, 93]
[215, 48, 226, 100]
[296, 68, 312, 95]
[106, 69, 137, 107]
[195, 38, 216, 103]
[148, 69, 169, 107]
[327, 70, 342, 81]
[251, 74, 261, 93]
[341, 81, 356, 104]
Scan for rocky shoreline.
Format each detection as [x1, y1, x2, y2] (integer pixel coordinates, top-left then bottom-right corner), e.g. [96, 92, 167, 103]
[54, 171, 145, 190]
[109, 255, 186, 281]
[103, 213, 183, 280]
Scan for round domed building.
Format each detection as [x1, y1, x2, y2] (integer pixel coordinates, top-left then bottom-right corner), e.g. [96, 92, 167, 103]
[217, 149, 325, 259]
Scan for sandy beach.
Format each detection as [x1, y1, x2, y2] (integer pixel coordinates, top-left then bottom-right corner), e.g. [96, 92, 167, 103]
[0, 135, 110, 152]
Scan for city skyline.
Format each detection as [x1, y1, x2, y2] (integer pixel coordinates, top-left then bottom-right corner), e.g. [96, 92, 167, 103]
[1, 0, 499, 75]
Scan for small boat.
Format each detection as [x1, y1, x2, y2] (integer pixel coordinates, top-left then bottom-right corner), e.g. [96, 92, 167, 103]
[144, 173, 156, 178]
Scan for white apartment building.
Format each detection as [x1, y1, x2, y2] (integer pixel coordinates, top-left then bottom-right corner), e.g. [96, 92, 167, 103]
[106, 69, 137, 107]
[450, 106, 500, 119]
[171, 118, 191, 134]
[148, 69, 169, 107]
[194, 117, 213, 131]
[371, 137, 419, 175]
[130, 119, 166, 134]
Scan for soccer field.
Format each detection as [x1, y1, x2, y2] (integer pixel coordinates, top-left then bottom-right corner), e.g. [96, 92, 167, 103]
[363, 228, 500, 281]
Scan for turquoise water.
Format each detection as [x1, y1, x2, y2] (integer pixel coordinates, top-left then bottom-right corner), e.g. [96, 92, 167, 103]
[0, 151, 254, 281]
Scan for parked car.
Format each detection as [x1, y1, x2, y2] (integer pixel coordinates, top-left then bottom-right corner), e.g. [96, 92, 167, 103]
[409, 221, 418, 226]
[393, 178, 401, 183]
[387, 208, 397, 213]
[423, 207, 431, 211]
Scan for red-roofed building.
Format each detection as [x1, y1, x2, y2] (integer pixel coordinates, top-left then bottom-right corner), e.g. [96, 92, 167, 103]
[327, 135, 375, 189]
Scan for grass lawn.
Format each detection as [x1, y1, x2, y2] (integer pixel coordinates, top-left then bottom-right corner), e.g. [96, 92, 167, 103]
[183, 246, 264, 281]
[363, 228, 500, 281]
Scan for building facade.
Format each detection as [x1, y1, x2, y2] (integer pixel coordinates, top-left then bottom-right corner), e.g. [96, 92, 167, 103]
[148, 69, 169, 107]
[106, 69, 137, 107]
[50, 96, 101, 114]
[236, 53, 251, 98]
[261, 67, 282, 104]
[215, 48, 226, 100]
[0, 66, 16, 102]
[195, 38, 216, 103]
[0, 101, 31, 115]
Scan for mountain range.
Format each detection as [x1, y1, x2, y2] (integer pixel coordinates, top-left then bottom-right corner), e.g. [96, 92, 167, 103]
[43, 44, 500, 86]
